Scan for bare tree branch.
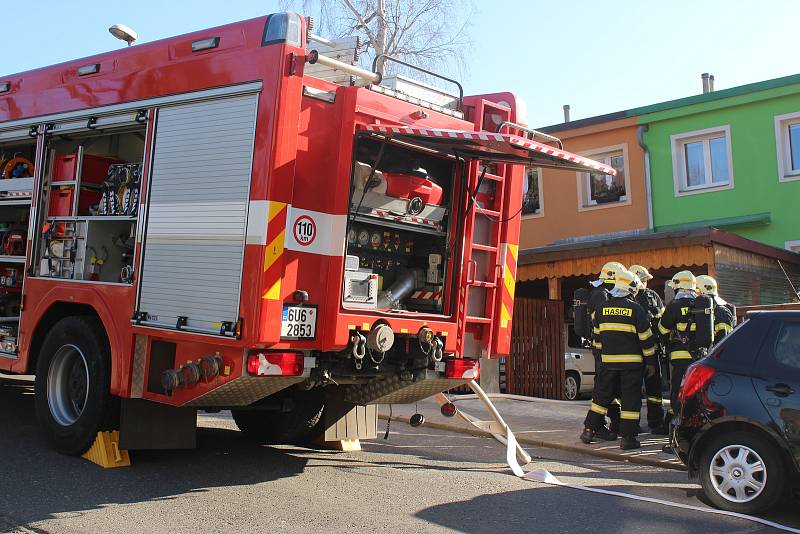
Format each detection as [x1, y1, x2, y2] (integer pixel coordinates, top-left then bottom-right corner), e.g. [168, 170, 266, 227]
[281, 0, 473, 84]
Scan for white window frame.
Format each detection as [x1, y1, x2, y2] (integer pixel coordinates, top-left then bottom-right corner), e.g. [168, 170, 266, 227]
[774, 111, 800, 182]
[521, 166, 544, 219]
[671, 125, 734, 196]
[785, 240, 800, 253]
[576, 143, 631, 211]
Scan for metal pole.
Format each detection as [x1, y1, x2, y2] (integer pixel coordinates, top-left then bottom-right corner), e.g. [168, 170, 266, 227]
[307, 50, 382, 85]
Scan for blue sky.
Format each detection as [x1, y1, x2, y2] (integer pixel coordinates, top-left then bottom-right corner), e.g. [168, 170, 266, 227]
[3, 1, 798, 126]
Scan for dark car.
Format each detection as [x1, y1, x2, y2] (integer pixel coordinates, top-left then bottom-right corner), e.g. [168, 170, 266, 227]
[673, 310, 800, 514]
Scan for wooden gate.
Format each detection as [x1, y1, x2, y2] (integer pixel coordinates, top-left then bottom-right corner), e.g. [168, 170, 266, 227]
[505, 298, 565, 399]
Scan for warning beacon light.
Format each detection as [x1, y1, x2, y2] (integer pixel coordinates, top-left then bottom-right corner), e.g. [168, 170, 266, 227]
[109, 24, 139, 46]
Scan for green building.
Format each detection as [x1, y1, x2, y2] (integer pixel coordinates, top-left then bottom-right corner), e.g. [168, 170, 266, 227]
[636, 73, 800, 252]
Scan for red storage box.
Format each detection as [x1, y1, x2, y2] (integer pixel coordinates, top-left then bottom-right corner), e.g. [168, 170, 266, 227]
[383, 172, 443, 206]
[48, 187, 102, 217]
[53, 154, 122, 184]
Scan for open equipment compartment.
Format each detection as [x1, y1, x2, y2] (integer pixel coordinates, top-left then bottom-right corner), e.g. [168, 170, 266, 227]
[0, 134, 36, 355]
[37, 120, 146, 284]
[343, 135, 459, 315]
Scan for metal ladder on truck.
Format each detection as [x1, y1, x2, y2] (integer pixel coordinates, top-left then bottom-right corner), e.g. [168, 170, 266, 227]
[455, 99, 515, 361]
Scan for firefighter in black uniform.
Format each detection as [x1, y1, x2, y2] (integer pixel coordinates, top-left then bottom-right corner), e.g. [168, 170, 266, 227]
[696, 275, 736, 343]
[584, 261, 625, 434]
[629, 265, 668, 435]
[580, 268, 658, 450]
[658, 270, 699, 421]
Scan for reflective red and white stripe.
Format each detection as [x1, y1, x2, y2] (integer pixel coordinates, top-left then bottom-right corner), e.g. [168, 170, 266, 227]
[410, 290, 443, 301]
[373, 209, 442, 230]
[362, 124, 617, 176]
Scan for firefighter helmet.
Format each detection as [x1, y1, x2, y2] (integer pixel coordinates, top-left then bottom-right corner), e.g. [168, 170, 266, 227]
[631, 274, 644, 295]
[696, 275, 718, 296]
[669, 270, 696, 291]
[629, 264, 653, 282]
[613, 269, 637, 295]
[599, 261, 625, 281]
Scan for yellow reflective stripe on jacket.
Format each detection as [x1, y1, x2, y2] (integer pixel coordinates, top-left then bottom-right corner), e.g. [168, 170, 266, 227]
[592, 327, 600, 335]
[655, 308, 664, 318]
[638, 328, 653, 341]
[620, 411, 640, 420]
[659, 323, 670, 335]
[599, 322, 637, 333]
[715, 323, 733, 333]
[592, 340, 602, 349]
[646, 396, 662, 404]
[590, 402, 608, 415]
[601, 354, 643, 363]
[643, 346, 656, 357]
[670, 350, 693, 360]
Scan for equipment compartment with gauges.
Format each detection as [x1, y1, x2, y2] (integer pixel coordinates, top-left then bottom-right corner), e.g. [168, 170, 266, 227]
[343, 137, 456, 314]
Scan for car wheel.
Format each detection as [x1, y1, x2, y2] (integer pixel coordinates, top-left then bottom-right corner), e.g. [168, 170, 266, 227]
[698, 431, 786, 514]
[34, 316, 119, 455]
[564, 372, 580, 401]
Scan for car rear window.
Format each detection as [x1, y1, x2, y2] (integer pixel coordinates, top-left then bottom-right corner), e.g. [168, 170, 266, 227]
[566, 324, 584, 349]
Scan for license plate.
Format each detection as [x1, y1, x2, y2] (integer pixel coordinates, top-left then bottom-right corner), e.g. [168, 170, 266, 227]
[281, 305, 317, 340]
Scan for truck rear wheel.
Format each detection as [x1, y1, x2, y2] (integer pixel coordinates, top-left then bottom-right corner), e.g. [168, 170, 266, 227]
[232, 388, 324, 444]
[34, 316, 118, 455]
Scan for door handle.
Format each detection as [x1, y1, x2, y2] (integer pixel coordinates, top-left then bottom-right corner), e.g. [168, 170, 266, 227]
[766, 383, 794, 397]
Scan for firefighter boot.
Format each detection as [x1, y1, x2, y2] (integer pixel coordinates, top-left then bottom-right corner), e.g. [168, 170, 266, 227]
[620, 436, 641, 450]
[580, 427, 618, 444]
[650, 424, 669, 436]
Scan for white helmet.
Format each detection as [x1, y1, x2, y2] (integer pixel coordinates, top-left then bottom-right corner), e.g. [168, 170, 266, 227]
[599, 261, 625, 281]
[696, 275, 718, 296]
[613, 269, 637, 296]
[629, 264, 653, 282]
[669, 270, 696, 291]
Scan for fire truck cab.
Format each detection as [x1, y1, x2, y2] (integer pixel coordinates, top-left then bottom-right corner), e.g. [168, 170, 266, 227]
[0, 13, 615, 455]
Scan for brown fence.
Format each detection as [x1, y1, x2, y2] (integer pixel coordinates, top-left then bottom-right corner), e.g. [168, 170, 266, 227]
[736, 302, 800, 322]
[505, 298, 565, 399]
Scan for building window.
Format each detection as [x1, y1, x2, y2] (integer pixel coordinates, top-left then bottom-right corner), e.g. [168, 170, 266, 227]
[522, 167, 543, 217]
[576, 144, 629, 210]
[671, 126, 734, 195]
[774, 111, 800, 182]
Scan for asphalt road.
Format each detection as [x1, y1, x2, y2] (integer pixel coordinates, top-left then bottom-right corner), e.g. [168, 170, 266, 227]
[1, 377, 798, 534]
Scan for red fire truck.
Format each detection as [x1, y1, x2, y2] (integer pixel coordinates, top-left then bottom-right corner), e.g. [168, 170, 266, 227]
[0, 12, 615, 455]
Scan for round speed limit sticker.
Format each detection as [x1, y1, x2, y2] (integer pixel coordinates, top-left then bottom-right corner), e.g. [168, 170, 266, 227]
[293, 215, 316, 246]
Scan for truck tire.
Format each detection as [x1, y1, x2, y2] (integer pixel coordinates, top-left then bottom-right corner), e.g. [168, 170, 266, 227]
[698, 430, 786, 514]
[34, 316, 118, 455]
[232, 388, 324, 444]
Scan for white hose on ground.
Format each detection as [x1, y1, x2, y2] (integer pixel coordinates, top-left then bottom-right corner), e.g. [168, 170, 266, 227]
[433, 382, 799, 533]
[523, 469, 800, 533]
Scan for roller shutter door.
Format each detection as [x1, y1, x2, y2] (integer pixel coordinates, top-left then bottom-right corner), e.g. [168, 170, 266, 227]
[136, 93, 258, 335]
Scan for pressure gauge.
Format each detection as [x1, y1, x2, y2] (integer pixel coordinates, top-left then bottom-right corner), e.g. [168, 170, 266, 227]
[358, 229, 370, 247]
[347, 228, 357, 245]
[370, 231, 382, 249]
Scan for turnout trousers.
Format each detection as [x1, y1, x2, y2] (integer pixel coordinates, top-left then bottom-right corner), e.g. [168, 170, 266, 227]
[669, 359, 693, 418]
[585, 367, 642, 439]
[643, 361, 665, 429]
[591, 350, 620, 427]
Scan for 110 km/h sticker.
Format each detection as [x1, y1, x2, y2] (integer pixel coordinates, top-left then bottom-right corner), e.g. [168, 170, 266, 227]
[293, 215, 316, 246]
[281, 304, 317, 340]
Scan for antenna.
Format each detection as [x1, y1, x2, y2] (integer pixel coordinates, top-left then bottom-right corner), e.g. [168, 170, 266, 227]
[777, 260, 800, 302]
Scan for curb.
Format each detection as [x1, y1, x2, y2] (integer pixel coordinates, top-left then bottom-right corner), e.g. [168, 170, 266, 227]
[378, 414, 686, 472]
